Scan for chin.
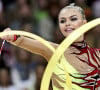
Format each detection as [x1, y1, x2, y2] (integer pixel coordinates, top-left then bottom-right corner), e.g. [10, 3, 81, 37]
[64, 34, 84, 43]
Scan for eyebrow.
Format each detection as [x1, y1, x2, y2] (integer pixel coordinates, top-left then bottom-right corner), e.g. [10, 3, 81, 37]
[70, 15, 77, 18]
[59, 15, 77, 19]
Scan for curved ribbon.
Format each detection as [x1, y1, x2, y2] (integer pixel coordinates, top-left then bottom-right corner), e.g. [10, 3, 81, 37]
[0, 18, 99, 90]
[0, 31, 55, 52]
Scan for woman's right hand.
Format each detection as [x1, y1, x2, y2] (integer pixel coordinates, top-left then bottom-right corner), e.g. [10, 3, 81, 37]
[1, 28, 16, 42]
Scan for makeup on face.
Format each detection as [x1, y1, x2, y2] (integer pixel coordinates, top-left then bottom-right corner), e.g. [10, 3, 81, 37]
[58, 8, 85, 42]
[59, 15, 78, 24]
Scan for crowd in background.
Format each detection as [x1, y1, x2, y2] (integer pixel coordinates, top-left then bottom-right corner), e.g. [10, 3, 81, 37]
[0, 0, 100, 90]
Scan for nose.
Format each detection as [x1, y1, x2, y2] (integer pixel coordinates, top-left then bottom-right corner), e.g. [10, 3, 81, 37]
[65, 20, 70, 26]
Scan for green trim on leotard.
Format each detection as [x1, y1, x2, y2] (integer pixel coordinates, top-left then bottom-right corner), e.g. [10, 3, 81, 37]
[52, 55, 90, 90]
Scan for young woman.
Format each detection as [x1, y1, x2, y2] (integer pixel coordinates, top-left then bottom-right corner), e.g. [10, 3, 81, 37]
[1, 4, 100, 90]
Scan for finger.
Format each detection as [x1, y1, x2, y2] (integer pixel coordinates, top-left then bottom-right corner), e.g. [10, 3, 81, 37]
[4, 28, 11, 31]
[7, 35, 14, 42]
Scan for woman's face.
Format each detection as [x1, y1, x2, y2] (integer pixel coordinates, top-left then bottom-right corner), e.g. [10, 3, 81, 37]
[59, 8, 87, 42]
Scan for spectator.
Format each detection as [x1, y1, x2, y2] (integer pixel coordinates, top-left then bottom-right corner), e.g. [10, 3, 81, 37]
[11, 48, 36, 90]
[0, 0, 7, 31]
[35, 62, 47, 90]
[9, 0, 34, 30]
[92, 0, 100, 18]
[0, 66, 17, 90]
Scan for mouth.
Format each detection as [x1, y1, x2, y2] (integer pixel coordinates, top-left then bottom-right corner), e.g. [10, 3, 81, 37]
[65, 28, 74, 33]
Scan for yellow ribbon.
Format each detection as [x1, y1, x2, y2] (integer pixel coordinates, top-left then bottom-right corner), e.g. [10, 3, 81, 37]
[0, 31, 55, 52]
[0, 18, 99, 90]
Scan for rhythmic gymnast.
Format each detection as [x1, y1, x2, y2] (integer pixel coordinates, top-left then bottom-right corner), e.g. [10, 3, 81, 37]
[1, 3, 100, 90]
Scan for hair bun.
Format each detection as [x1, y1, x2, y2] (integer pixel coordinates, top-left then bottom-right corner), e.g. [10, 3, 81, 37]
[69, 3, 75, 6]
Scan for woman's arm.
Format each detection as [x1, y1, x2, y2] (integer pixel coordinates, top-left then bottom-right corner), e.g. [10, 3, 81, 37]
[12, 36, 58, 61]
[1, 28, 58, 61]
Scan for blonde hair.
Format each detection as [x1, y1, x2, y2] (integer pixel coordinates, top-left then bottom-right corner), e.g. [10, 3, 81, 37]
[59, 3, 86, 20]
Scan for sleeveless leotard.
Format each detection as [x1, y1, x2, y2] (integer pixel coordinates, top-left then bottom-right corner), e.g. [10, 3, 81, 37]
[52, 43, 100, 90]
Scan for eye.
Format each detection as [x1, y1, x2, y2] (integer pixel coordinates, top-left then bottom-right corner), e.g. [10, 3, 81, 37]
[71, 17, 77, 21]
[59, 19, 66, 23]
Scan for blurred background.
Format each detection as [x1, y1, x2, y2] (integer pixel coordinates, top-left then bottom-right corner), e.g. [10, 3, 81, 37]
[0, 0, 100, 90]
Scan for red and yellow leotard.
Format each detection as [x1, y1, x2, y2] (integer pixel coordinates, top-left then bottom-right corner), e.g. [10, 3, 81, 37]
[52, 42, 100, 90]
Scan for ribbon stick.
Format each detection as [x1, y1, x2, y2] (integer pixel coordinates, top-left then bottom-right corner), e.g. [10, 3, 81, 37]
[0, 18, 99, 90]
[0, 40, 5, 55]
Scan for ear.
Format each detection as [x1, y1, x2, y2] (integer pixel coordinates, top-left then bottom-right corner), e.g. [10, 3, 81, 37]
[83, 20, 87, 24]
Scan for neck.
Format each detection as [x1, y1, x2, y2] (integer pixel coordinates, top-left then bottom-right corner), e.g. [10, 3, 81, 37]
[71, 40, 86, 48]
